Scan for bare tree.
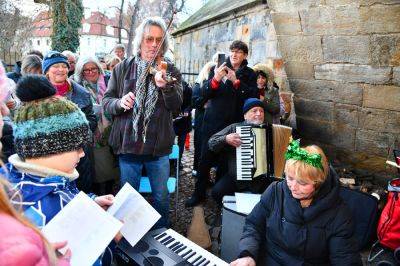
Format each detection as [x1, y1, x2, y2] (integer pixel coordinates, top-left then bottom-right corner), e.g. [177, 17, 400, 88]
[117, 0, 125, 43]
[0, 0, 34, 51]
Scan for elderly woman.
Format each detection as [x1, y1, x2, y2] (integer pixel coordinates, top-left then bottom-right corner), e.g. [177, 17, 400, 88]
[252, 64, 284, 124]
[106, 55, 121, 72]
[74, 55, 118, 195]
[42, 51, 97, 193]
[231, 139, 362, 266]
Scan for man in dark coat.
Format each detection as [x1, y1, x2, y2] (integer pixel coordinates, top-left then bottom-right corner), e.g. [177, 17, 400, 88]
[186, 40, 258, 207]
[173, 80, 192, 168]
[102, 17, 182, 227]
[208, 98, 270, 204]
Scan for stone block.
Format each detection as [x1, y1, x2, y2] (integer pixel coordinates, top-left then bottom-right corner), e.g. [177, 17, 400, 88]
[359, 108, 400, 133]
[325, 0, 360, 6]
[370, 34, 400, 67]
[296, 117, 334, 143]
[332, 124, 356, 150]
[361, 0, 400, 4]
[294, 98, 334, 121]
[334, 104, 360, 126]
[268, 0, 326, 13]
[322, 36, 370, 64]
[394, 67, 400, 86]
[315, 64, 391, 84]
[299, 5, 361, 35]
[355, 129, 395, 157]
[278, 35, 323, 63]
[270, 11, 302, 35]
[363, 84, 400, 111]
[284, 61, 315, 79]
[289, 79, 333, 102]
[332, 82, 363, 106]
[361, 5, 400, 34]
[249, 41, 267, 65]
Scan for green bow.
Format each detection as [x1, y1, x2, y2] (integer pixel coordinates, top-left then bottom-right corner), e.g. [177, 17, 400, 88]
[285, 139, 324, 170]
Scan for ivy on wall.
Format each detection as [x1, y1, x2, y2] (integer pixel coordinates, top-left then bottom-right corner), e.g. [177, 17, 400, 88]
[51, 0, 83, 52]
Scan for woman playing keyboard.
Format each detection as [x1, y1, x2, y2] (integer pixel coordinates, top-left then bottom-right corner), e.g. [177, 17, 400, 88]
[230, 140, 362, 266]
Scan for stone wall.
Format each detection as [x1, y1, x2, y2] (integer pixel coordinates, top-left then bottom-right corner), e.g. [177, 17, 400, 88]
[268, 0, 400, 177]
[173, 3, 289, 89]
[173, 0, 400, 178]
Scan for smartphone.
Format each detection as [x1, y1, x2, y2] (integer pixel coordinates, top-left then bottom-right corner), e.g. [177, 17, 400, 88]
[394, 149, 400, 166]
[217, 53, 226, 67]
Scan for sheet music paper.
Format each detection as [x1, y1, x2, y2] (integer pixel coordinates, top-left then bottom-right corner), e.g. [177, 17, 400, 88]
[235, 193, 261, 215]
[42, 192, 123, 266]
[107, 183, 161, 247]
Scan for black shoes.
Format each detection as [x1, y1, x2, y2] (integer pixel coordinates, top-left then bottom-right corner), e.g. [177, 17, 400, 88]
[185, 194, 205, 208]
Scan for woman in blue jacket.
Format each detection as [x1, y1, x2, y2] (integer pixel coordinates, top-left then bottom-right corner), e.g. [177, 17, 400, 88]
[231, 140, 362, 266]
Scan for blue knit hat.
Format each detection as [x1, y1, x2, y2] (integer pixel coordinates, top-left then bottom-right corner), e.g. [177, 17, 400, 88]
[243, 98, 264, 114]
[42, 51, 70, 74]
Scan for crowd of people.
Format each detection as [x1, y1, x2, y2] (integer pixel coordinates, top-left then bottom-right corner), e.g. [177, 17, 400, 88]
[0, 15, 363, 266]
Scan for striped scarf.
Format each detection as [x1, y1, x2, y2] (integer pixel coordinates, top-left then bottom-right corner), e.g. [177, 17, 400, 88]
[132, 57, 159, 142]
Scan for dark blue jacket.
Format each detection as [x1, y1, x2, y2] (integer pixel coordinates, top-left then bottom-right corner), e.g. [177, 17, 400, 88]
[201, 58, 257, 152]
[6, 62, 22, 83]
[239, 168, 362, 265]
[68, 80, 97, 192]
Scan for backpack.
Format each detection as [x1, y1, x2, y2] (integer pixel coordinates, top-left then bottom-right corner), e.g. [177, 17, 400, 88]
[377, 178, 400, 250]
[339, 186, 379, 250]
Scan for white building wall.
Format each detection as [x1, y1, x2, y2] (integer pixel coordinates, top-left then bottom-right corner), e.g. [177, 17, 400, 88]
[78, 35, 119, 56]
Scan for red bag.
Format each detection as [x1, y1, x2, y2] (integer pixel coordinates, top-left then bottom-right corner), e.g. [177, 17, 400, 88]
[377, 178, 400, 250]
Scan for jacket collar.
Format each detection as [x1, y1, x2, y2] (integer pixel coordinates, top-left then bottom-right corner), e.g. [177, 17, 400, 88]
[283, 166, 340, 223]
[8, 154, 79, 181]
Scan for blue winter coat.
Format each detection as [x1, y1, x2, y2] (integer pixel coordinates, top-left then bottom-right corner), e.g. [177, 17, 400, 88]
[238, 167, 362, 265]
[1, 159, 82, 228]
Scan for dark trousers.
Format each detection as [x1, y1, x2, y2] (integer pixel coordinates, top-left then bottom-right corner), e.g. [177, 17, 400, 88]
[76, 145, 94, 193]
[177, 133, 187, 167]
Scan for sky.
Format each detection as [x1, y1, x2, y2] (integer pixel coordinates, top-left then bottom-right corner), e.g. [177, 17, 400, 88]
[18, 0, 204, 24]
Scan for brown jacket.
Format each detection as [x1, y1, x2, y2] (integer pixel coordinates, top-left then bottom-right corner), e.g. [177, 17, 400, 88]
[102, 57, 182, 156]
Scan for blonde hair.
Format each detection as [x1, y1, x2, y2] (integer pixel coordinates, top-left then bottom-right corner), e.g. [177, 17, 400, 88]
[0, 177, 57, 264]
[284, 145, 329, 187]
[196, 61, 216, 86]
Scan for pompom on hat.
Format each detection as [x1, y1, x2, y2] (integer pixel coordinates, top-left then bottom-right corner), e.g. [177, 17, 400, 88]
[14, 75, 91, 159]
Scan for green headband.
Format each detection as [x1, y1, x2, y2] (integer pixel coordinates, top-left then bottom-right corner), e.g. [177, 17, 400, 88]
[285, 139, 324, 170]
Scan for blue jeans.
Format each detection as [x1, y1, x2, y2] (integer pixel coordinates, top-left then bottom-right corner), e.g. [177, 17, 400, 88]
[119, 154, 170, 228]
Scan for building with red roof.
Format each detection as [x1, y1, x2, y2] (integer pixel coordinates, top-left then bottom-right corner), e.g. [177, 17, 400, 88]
[30, 10, 128, 57]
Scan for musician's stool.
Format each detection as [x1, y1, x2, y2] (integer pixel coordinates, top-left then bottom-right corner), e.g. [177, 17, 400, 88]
[221, 195, 247, 262]
[139, 144, 180, 220]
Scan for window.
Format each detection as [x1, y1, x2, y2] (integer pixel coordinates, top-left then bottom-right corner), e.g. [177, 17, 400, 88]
[87, 38, 90, 46]
[37, 40, 40, 46]
[46, 39, 50, 46]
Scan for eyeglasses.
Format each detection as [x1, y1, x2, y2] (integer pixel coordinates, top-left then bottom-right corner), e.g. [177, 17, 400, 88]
[144, 36, 163, 45]
[83, 68, 99, 74]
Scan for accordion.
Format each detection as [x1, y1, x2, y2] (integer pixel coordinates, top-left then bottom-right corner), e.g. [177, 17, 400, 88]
[236, 124, 292, 181]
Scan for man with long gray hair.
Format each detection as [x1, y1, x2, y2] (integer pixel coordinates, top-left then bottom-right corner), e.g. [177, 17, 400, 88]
[102, 17, 182, 228]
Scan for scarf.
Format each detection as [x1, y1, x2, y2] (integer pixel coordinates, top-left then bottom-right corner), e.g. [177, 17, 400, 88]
[54, 81, 70, 97]
[132, 57, 159, 142]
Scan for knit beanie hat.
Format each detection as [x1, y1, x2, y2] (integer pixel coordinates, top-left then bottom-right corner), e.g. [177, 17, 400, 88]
[42, 50, 70, 74]
[243, 98, 264, 115]
[14, 75, 91, 159]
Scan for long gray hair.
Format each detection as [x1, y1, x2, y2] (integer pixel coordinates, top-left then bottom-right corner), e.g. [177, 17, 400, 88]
[133, 17, 169, 58]
[73, 55, 105, 84]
